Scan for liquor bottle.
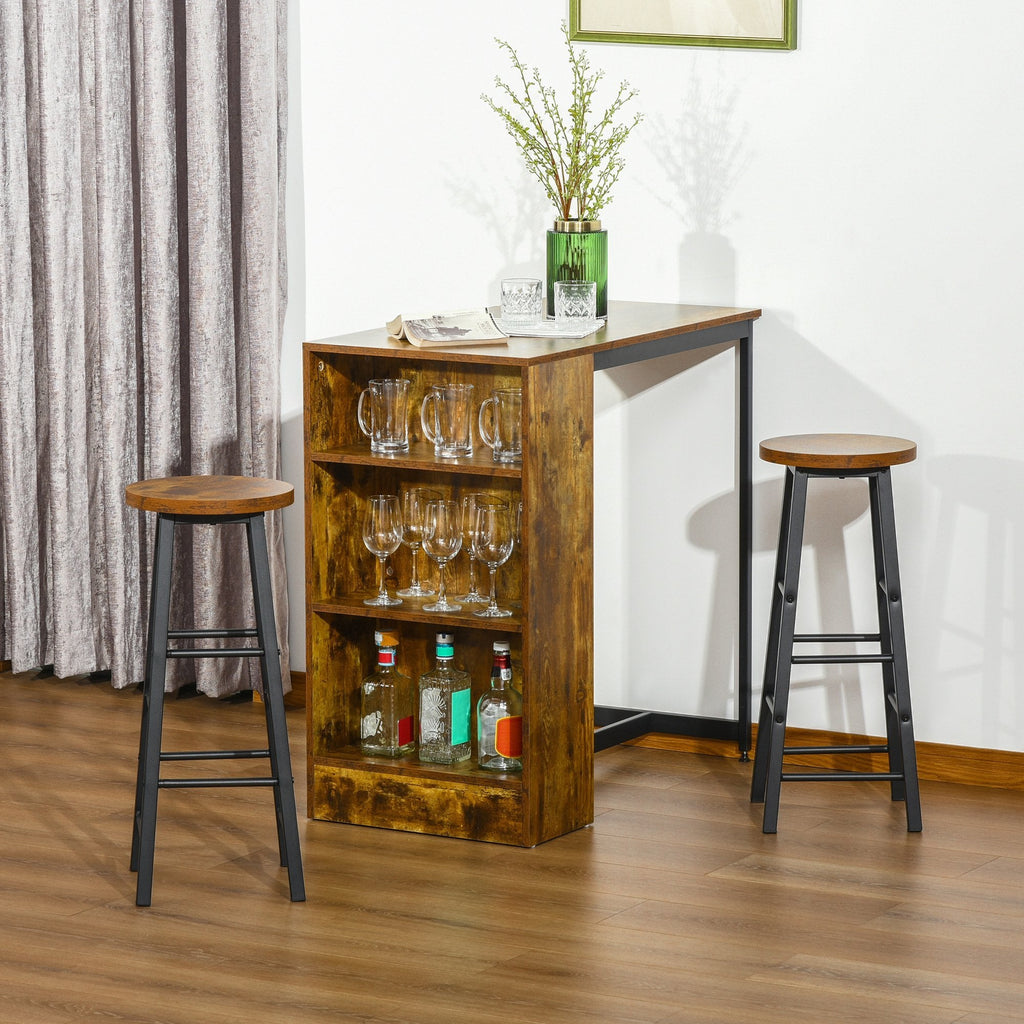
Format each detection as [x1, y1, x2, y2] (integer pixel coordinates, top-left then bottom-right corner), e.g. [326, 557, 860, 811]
[418, 632, 472, 763]
[360, 629, 415, 757]
[476, 640, 523, 772]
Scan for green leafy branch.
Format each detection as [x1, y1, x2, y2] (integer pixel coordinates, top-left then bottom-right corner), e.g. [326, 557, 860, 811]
[481, 23, 642, 222]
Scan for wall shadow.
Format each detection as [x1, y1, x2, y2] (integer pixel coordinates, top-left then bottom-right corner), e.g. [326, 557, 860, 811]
[689, 476, 871, 729]
[644, 59, 747, 307]
[443, 167, 550, 301]
[924, 454, 1024, 747]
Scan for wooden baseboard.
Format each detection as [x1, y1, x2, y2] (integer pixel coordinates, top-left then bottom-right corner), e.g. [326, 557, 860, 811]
[629, 726, 1024, 792]
[286, 670, 306, 708]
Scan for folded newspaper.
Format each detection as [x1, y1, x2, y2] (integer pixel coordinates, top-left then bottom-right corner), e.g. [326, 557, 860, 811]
[386, 310, 508, 348]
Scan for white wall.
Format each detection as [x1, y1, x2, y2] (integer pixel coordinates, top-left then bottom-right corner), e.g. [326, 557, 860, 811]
[281, 0, 1024, 752]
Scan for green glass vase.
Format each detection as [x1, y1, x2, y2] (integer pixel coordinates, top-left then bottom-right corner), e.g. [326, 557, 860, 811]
[546, 219, 607, 318]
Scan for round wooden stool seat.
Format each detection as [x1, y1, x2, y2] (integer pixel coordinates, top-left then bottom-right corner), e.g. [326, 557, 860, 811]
[125, 475, 294, 516]
[760, 433, 917, 471]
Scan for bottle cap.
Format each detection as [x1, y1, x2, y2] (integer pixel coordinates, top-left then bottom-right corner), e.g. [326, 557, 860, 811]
[375, 629, 399, 648]
[493, 640, 511, 654]
[435, 632, 454, 645]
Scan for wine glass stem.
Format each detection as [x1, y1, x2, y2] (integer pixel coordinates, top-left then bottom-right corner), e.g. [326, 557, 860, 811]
[468, 556, 479, 594]
[377, 555, 388, 601]
[437, 561, 448, 604]
[410, 544, 421, 588]
[487, 565, 499, 612]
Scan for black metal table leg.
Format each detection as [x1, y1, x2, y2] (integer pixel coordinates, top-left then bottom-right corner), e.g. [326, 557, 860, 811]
[738, 332, 753, 759]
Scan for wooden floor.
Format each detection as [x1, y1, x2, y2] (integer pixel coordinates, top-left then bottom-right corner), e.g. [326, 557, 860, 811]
[2, 670, 1023, 1023]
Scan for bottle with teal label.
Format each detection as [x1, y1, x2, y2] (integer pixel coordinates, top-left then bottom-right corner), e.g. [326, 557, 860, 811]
[360, 629, 415, 757]
[477, 640, 523, 772]
[418, 632, 472, 763]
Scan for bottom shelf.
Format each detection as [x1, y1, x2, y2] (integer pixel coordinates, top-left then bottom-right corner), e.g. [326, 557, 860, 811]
[310, 754, 529, 845]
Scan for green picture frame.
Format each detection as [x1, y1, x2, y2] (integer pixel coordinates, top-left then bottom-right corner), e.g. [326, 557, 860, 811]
[569, 0, 797, 51]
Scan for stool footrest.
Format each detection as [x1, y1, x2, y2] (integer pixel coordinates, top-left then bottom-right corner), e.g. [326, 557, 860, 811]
[781, 771, 904, 783]
[160, 749, 270, 761]
[784, 744, 888, 755]
[794, 632, 881, 643]
[157, 777, 280, 789]
[166, 648, 265, 659]
[791, 653, 893, 665]
[168, 628, 259, 639]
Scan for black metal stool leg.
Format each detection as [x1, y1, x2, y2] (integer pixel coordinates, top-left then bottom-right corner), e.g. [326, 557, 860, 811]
[868, 473, 904, 800]
[761, 469, 809, 834]
[132, 512, 175, 907]
[871, 470, 922, 832]
[247, 513, 306, 902]
[752, 466, 798, 803]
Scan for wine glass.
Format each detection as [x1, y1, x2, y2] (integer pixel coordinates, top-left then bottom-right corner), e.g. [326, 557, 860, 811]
[472, 502, 515, 618]
[455, 492, 497, 604]
[421, 499, 463, 613]
[362, 494, 403, 607]
[397, 487, 440, 598]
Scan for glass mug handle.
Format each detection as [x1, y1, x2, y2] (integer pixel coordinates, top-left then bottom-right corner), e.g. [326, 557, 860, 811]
[356, 387, 372, 439]
[478, 396, 497, 451]
[420, 391, 437, 444]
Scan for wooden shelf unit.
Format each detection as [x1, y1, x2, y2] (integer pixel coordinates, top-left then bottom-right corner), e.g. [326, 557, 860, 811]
[303, 335, 595, 846]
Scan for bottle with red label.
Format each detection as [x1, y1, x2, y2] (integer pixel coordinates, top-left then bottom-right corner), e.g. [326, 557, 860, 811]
[360, 629, 415, 757]
[476, 640, 523, 772]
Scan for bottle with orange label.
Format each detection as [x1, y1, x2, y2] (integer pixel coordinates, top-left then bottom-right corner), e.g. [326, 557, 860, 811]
[476, 639, 523, 772]
[360, 629, 415, 757]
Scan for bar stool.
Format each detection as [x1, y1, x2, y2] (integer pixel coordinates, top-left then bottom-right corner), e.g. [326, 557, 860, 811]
[125, 475, 305, 906]
[750, 434, 922, 834]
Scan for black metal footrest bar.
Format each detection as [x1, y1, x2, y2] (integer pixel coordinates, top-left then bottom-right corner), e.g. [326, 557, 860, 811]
[781, 770, 903, 783]
[793, 633, 881, 643]
[166, 648, 265, 659]
[168, 628, 258, 639]
[792, 653, 893, 664]
[783, 744, 888, 755]
[160, 749, 270, 761]
[157, 777, 280, 789]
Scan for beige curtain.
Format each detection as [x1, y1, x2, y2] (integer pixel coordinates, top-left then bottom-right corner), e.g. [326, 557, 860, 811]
[0, 0, 290, 696]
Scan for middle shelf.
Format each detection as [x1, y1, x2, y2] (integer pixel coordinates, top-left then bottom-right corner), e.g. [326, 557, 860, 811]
[311, 596, 522, 632]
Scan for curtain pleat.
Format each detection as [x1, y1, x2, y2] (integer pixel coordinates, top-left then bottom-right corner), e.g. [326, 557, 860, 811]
[85, 0, 144, 682]
[28, 0, 96, 676]
[0, 0, 290, 697]
[0, 2, 41, 668]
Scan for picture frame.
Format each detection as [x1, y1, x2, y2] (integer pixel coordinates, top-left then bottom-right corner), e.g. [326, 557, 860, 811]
[569, 0, 797, 51]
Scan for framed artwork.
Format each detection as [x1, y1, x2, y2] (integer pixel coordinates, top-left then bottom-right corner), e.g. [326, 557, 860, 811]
[569, 0, 797, 51]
